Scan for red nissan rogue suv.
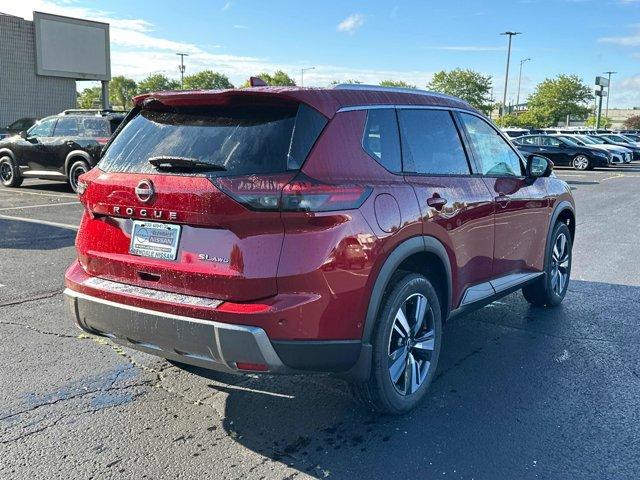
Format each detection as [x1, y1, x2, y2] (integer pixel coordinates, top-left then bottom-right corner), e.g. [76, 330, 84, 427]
[65, 84, 575, 414]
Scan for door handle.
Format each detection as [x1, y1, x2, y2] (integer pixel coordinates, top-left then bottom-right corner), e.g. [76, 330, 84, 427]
[427, 196, 447, 210]
[495, 194, 510, 208]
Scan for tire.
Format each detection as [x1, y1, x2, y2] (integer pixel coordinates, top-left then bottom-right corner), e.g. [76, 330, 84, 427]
[0, 155, 23, 188]
[68, 159, 89, 193]
[522, 222, 572, 307]
[351, 271, 442, 415]
[572, 155, 590, 171]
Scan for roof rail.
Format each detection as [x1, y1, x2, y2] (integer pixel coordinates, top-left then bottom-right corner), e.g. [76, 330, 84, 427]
[61, 109, 123, 116]
[331, 83, 467, 104]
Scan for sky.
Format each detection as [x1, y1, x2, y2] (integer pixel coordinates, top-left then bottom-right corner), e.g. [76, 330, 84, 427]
[2, 0, 640, 107]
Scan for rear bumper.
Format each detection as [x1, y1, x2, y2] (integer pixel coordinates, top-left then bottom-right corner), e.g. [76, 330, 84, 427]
[64, 285, 362, 375]
[65, 288, 288, 374]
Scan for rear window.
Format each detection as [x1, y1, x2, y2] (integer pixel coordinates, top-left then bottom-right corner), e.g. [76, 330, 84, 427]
[99, 104, 326, 175]
[80, 118, 110, 137]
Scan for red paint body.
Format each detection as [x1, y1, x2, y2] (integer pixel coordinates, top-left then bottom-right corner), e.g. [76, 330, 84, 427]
[65, 86, 574, 343]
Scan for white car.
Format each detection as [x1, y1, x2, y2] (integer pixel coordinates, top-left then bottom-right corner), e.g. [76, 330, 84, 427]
[566, 135, 632, 164]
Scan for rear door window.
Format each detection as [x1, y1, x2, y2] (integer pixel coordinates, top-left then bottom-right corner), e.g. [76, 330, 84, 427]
[398, 109, 470, 175]
[518, 136, 538, 146]
[540, 136, 562, 147]
[99, 104, 326, 176]
[81, 118, 110, 137]
[53, 117, 80, 136]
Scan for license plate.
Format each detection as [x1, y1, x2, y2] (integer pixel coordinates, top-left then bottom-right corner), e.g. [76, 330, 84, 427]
[129, 221, 181, 261]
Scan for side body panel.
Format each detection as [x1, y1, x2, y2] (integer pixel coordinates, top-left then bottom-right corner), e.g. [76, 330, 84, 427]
[408, 175, 495, 308]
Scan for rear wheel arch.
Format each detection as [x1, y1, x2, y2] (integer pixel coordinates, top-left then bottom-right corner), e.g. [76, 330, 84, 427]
[361, 236, 452, 346]
[64, 151, 92, 177]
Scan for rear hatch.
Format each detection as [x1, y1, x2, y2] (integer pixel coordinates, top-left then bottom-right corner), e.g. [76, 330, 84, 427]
[76, 96, 327, 302]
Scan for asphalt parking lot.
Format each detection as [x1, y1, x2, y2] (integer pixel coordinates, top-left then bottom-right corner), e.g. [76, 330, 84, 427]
[1, 165, 640, 480]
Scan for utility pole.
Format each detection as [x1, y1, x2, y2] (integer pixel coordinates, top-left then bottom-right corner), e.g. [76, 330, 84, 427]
[500, 31, 521, 116]
[176, 53, 189, 89]
[301, 67, 315, 87]
[603, 71, 617, 118]
[515, 57, 531, 112]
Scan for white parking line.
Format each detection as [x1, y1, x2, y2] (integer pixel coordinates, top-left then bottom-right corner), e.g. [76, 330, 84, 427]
[0, 214, 78, 231]
[0, 201, 79, 212]
[0, 189, 77, 199]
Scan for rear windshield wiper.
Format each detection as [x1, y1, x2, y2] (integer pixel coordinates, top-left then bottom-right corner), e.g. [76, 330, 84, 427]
[148, 156, 226, 171]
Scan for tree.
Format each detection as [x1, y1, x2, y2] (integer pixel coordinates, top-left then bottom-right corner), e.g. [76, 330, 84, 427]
[494, 113, 522, 128]
[329, 79, 362, 86]
[379, 80, 416, 89]
[427, 69, 493, 114]
[243, 70, 296, 87]
[138, 74, 180, 94]
[526, 75, 592, 127]
[77, 86, 102, 109]
[183, 70, 234, 90]
[624, 115, 640, 130]
[109, 76, 137, 110]
[585, 115, 612, 129]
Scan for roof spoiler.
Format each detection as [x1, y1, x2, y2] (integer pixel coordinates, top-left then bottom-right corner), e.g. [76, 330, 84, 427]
[249, 76, 268, 87]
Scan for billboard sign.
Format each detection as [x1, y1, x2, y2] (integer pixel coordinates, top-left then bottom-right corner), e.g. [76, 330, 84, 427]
[595, 76, 609, 88]
[33, 11, 110, 81]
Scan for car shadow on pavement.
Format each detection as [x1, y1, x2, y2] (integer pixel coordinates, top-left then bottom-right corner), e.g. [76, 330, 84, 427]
[19, 182, 75, 194]
[185, 279, 640, 479]
[0, 219, 76, 250]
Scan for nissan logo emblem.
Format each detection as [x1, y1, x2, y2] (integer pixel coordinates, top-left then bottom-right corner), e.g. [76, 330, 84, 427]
[135, 179, 154, 203]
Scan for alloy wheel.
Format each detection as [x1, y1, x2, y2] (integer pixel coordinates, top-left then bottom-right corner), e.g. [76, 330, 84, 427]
[0, 161, 13, 183]
[387, 293, 436, 396]
[573, 156, 589, 170]
[551, 232, 570, 295]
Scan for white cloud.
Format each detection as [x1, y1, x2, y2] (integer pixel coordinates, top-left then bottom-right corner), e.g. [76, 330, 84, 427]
[599, 24, 640, 46]
[610, 75, 640, 107]
[0, 1, 433, 89]
[232, 24, 248, 29]
[337, 13, 365, 34]
[222, 1, 232, 11]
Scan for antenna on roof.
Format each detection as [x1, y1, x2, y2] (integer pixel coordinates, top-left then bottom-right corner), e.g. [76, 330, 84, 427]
[249, 76, 267, 87]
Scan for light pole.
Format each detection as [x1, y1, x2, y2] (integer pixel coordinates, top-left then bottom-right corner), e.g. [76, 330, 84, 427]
[301, 67, 315, 87]
[516, 57, 531, 111]
[603, 71, 617, 118]
[177, 53, 189, 89]
[500, 31, 521, 116]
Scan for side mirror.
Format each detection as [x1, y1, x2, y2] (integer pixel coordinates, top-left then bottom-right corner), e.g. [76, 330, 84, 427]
[19, 131, 27, 139]
[526, 154, 553, 180]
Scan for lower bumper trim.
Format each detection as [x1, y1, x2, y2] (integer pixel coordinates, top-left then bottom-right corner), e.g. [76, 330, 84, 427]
[65, 288, 286, 374]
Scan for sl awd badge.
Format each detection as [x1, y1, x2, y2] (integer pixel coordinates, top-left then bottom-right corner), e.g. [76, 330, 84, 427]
[198, 254, 230, 264]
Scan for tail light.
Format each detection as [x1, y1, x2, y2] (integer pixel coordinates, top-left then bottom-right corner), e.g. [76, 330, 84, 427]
[281, 174, 371, 212]
[213, 173, 371, 213]
[213, 173, 294, 212]
[96, 137, 110, 145]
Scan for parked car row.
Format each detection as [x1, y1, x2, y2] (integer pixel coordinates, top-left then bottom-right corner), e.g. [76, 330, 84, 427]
[506, 130, 640, 170]
[0, 109, 124, 192]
